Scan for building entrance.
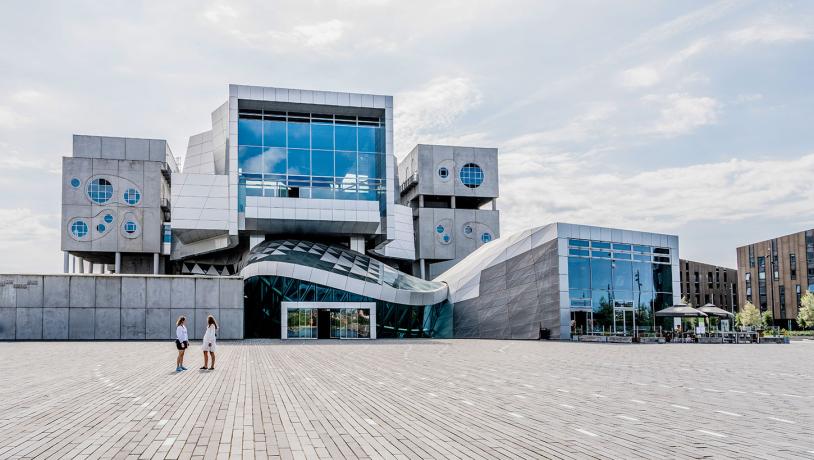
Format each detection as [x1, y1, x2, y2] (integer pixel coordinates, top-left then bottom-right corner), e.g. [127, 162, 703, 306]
[282, 302, 377, 339]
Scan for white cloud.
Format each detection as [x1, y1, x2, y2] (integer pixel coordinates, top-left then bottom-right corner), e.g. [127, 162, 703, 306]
[619, 40, 708, 89]
[620, 66, 661, 88]
[395, 77, 483, 155]
[727, 23, 812, 44]
[203, 3, 238, 24]
[0, 106, 29, 129]
[0, 208, 56, 243]
[644, 93, 720, 137]
[292, 19, 346, 49]
[498, 151, 814, 236]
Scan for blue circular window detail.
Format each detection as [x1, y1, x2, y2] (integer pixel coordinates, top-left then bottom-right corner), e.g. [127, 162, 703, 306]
[443, 235, 450, 242]
[436, 225, 445, 234]
[460, 163, 484, 188]
[70, 178, 81, 188]
[438, 167, 449, 179]
[71, 221, 88, 238]
[123, 188, 141, 205]
[87, 178, 113, 204]
[97, 224, 106, 233]
[103, 214, 114, 224]
[463, 225, 473, 235]
[123, 221, 138, 234]
[481, 232, 492, 243]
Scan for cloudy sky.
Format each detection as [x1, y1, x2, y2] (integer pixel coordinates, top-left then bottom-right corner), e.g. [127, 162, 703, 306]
[1, 0, 813, 273]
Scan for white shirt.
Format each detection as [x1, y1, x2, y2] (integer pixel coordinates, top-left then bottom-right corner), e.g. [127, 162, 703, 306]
[176, 325, 188, 342]
[203, 324, 217, 344]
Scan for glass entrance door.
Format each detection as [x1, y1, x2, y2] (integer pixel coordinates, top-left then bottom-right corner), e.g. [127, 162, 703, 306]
[613, 308, 635, 336]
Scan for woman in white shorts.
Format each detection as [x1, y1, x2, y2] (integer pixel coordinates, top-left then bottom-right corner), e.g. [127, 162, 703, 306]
[200, 315, 218, 370]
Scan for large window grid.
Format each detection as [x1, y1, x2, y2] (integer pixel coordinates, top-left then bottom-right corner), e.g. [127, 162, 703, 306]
[237, 110, 385, 207]
[87, 178, 113, 204]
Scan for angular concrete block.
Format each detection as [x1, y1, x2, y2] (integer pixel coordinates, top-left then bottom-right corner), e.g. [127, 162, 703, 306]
[218, 308, 244, 340]
[43, 308, 69, 340]
[121, 277, 146, 308]
[15, 275, 43, 308]
[195, 278, 219, 308]
[0, 308, 15, 340]
[125, 137, 150, 161]
[219, 279, 243, 309]
[69, 308, 95, 339]
[146, 277, 171, 308]
[73, 135, 102, 158]
[0, 279, 16, 308]
[146, 308, 171, 340]
[16, 308, 43, 340]
[95, 277, 121, 308]
[171, 309, 196, 339]
[70, 277, 96, 309]
[101, 137, 126, 160]
[171, 278, 195, 309]
[94, 308, 120, 339]
[149, 139, 167, 162]
[121, 308, 146, 340]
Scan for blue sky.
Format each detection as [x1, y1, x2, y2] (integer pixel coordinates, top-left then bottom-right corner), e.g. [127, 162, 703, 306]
[1, 0, 813, 272]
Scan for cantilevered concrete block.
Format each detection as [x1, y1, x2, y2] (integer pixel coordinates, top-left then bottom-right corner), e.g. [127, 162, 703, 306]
[43, 308, 69, 340]
[15, 308, 42, 340]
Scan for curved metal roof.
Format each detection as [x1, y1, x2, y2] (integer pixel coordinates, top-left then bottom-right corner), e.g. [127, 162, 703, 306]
[239, 240, 448, 306]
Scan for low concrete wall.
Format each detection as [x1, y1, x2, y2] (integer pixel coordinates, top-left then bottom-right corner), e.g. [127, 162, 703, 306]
[0, 274, 244, 340]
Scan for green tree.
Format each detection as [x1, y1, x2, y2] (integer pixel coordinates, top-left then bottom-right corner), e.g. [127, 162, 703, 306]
[737, 301, 761, 329]
[761, 310, 774, 329]
[797, 291, 814, 329]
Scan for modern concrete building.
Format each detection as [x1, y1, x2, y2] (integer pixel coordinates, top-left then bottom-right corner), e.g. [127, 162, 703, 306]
[437, 223, 680, 340]
[398, 144, 499, 280]
[736, 229, 814, 328]
[679, 259, 738, 313]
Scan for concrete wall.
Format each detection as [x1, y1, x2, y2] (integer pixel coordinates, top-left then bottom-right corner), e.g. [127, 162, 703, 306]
[0, 274, 243, 340]
[452, 238, 560, 340]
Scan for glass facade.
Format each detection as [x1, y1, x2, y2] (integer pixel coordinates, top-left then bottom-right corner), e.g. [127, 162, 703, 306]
[244, 276, 452, 339]
[567, 238, 674, 335]
[286, 307, 371, 339]
[460, 163, 484, 188]
[87, 178, 113, 204]
[237, 109, 386, 211]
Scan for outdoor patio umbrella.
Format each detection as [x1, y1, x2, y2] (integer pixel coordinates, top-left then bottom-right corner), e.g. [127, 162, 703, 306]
[654, 304, 708, 318]
[698, 303, 735, 318]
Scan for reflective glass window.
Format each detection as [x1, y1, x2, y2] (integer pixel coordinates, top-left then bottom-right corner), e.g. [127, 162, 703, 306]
[238, 118, 262, 146]
[357, 153, 380, 179]
[287, 149, 310, 175]
[262, 120, 286, 147]
[263, 147, 286, 174]
[123, 188, 141, 205]
[612, 243, 631, 251]
[238, 146, 263, 173]
[334, 178, 357, 200]
[103, 214, 114, 224]
[71, 221, 88, 238]
[591, 258, 613, 291]
[592, 250, 611, 258]
[613, 252, 632, 260]
[311, 179, 334, 199]
[568, 257, 591, 290]
[96, 223, 105, 233]
[311, 123, 334, 150]
[123, 221, 137, 234]
[460, 163, 484, 188]
[569, 248, 589, 257]
[481, 232, 492, 243]
[87, 178, 113, 204]
[335, 151, 357, 178]
[653, 263, 672, 292]
[592, 290, 613, 330]
[311, 150, 334, 177]
[569, 239, 590, 247]
[612, 260, 633, 291]
[358, 126, 380, 152]
[633, 254, 651, 262]
[335, 125, 357, 151]
[591, 241, 611, 249]
[632, 262, 654, 292]
[70, 178, 80, 188]
[287, 122, 309, 149]
[633, 245, 650, 253]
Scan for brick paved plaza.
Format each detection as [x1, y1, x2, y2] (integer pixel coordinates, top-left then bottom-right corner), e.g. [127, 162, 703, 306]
[1, 340, 812, 459]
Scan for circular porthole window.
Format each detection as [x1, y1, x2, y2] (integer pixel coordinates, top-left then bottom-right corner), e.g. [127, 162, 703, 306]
[97, 224, 106, 233]
[436, 225, 445, 234]
[481, 232, 492, 243]
[87, 178, 113, 204]
[463, 225, 473, 235]
[123, 188, 141, 205]
[460, 163, 484, 188]
[103, 214, 114, 224]
[71, 221, 88, 238]
[438, 167, 449, 179]
[123, 220, 138, 234]
[70, 178, 81, 188]
[443, 235, 450, 242]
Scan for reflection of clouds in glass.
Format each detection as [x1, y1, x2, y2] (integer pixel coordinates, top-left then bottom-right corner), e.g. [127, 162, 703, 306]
[264, 147, 285, 163]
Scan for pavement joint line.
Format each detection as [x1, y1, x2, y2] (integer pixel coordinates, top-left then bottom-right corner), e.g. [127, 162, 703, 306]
[697, 429, 727, 438]
[365, 419, 376, 426]
[157, 419, 167, 426]
[162, 437, 175, 446]
[767, 416, 795, 424]
[574, 428, 598, 437]
[715, 410, 742, 417]
[147, 411, 157, 417]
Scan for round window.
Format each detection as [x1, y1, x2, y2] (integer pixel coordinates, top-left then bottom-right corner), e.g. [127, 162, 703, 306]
[436, 225, 445, 234]
[463, 225, 473, 235]
[123, 221, 138, 234]
[103, 214, 114, 224]
[438, 167, 449, 179]
[97, 224, 106, 233]
[460, 163, 484, 188]
[123, 188, 141, 205]
[70, 178, 81, 188]
[443, 235, 450, 242]
[481, 232, 492, 243]
[87, 178, 113, 204]
[71, 221, 88, 238]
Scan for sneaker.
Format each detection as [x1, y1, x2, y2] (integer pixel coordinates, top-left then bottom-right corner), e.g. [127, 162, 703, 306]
[181, 366, 188, 371]
[175, 367, 182, 372]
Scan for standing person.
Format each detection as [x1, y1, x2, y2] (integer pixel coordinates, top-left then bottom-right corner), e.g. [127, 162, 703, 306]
[201, 315, 218, 370]
[175, 316, 189, 372]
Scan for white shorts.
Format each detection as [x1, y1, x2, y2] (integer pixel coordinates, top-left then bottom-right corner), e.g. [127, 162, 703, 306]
[202, 342, 217, 352]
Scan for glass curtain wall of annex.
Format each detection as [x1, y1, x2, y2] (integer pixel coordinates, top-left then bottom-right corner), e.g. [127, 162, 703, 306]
[244, 276, 452, 339]
[286, 308, 371, 339]
[237, 109, 386, 211]
[567, 239, 674, 336]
